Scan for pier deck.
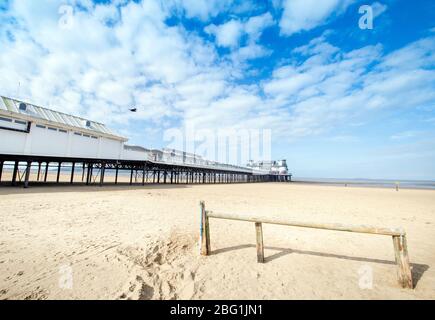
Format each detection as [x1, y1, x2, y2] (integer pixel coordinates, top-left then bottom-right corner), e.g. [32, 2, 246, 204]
[0, 154, 292, 188]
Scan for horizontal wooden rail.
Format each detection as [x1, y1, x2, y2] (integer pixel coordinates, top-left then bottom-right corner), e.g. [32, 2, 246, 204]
[206, 211, 405, 236]
[199, 201, 413, 289]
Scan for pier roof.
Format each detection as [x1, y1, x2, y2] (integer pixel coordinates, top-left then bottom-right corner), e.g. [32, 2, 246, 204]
[0, 95, 127, 141]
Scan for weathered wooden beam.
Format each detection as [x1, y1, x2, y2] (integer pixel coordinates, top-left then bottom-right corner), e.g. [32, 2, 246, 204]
[200, 201, 210, 256]
[255, 222, 264, 263]
[392, 235, 413, 288]
[207, 211, 405, 236]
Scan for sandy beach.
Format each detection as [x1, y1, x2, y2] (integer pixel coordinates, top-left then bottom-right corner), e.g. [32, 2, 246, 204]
[0, 182, 434, 300]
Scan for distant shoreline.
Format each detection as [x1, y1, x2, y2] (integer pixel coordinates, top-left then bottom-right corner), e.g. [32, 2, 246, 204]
[291, 178, 435, 190]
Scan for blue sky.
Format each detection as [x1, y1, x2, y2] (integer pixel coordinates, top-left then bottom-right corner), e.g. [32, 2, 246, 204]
[0, 0, 434, 179]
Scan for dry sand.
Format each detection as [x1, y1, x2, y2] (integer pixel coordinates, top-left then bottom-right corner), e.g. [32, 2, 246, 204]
[0, 182, 434, 300]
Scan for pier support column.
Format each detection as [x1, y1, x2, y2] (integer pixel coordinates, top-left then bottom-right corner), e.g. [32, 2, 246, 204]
[100, 163, 106, 187]
[37, 162, 41, 181]
[0, 160, 3, 182]
[56, 162, 62, 183]
[11, 161, 19, 186]
[24, 161, 31, 188]
[86, 163, 91, 185]
[70, 162, 75, 184]
[170, 171, 173, 184]
[44, 162, 49, 182]
[130, 168, 134, 185]
[157, 171, 160, 183]
[142, 166, 146, 186]
[115, 165, 119, 184]
[82, 163, 85, 182]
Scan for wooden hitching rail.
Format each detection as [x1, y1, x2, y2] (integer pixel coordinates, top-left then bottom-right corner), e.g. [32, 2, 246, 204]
[199, 201, 413, 289]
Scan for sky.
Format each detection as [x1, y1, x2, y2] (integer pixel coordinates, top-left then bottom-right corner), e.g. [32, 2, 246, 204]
[0, 0, 434, 180]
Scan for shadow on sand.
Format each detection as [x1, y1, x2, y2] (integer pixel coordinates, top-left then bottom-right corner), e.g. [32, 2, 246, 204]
[212, 244, 429, 288]
[0, 182, 191, 195]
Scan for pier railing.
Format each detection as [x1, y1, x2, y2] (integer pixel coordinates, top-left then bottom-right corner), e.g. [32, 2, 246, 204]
[199, 201, 413, 289]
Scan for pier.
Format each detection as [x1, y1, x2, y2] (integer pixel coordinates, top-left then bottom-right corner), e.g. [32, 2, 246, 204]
[0, 95, 292, 188]
[0, 154, 292, 188]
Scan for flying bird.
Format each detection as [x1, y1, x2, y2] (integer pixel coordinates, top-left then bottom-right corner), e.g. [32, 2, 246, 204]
[129, 107, 137, 112]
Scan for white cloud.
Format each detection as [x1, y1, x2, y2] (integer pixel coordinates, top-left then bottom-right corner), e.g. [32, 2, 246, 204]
[205, 19, 244, 48]
[206, 12, 274, 48]
[205, 12, 274, 62]
[176, 0, 232, 21]
[391, 131, 421, 140]
[371, 1, 388, 18]
[244, 12, 274, 41]
[279, 0, 354, 35]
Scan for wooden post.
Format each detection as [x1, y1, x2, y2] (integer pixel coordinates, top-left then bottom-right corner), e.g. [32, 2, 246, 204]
[70, 162, 75, 184]
[392, 235, 413, 288]
[255, 222, 265, 263]
[200, 201, 210, 256]
[24, 161, 31, 188]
